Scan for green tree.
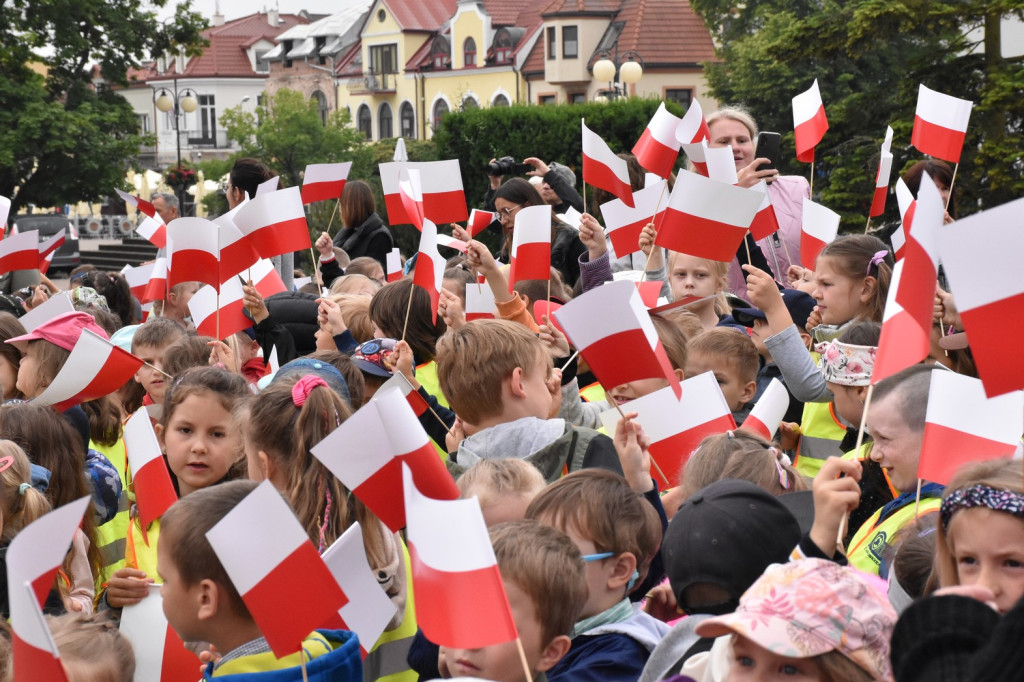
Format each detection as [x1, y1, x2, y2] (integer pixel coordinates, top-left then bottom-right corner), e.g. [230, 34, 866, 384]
[0, 0, 207, 213]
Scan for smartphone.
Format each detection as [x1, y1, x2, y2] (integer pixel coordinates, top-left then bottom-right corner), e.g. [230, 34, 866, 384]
[754, 132, 781, 172]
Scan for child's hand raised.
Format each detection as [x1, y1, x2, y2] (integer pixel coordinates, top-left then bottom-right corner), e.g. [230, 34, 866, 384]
[465, 240, 499, 275]
[445, 417, 466, 455]
[438, 288, 465, 330]
[105, 567, 154, 608]
[578, 213, 607, 259]
[742, 265, 785, 316]
[392, 340, 419, 389]
[809, 456, 862, 558]
[316, 296, 347, 336]
[538, 314, 570, 359]
[614, 413, 654, 493]
[778, 421, 800, 451]
[207, 340, 236, 371]
[805, 306, 823, 332]
[637, 222, 657, 258]
[546, 367, 563, 419]
[315, 231, 333, 258]
[243, 282, 270, 324]
[450, 223, 471, 242]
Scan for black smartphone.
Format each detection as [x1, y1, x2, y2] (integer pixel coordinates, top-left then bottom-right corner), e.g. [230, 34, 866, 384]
[754, 132, 781, 172]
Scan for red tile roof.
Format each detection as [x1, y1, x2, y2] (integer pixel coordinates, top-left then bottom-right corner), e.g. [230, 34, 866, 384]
[481, 0, 549, 26]
[610, 0, 715, 66]
[381, 0, 459, 32]
[541, 0, 620, 15]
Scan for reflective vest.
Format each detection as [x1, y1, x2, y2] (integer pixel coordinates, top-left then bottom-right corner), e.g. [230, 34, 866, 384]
[842, 442, 898, 499]
[125, 516, 161, 583]
[847, 490, 942, 575]
[92, 437, 130, 592]
[795, 401, 846, 479]
[363, 537, 419, 682]
[579, 382, 607, 404]
[416, 360, 448, 408]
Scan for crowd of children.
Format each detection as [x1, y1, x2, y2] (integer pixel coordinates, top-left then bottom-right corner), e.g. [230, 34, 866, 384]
[0, 143, 1019, 682]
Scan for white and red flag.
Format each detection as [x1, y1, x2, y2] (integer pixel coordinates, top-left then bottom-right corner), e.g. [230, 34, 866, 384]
[18, 292, 74, 333]
[676, 100, 711, 175]
[398, 168, 426, 230]
[740, 378, 790, 441]
[894, 173, 944, 335]
[402, 464, 518, 649]
[124, 408, 177, 540]
[215, 198, 260, 280]
[918, 371, 1024, 485]
[32, 329, 143, 411]
[465, 284, 496, 322]
[8, 496, 90, 682]
[187, 278, 250, 340]
[703, 143, 739, 185]
[599, 375, 736, 487]
[509, 205, 552, 291]
[119, 585, 200, 682]
[166, 217, 221, 290]
[632, 102, 682, 179]
[554, 280, 681, 399]
[36, 231, 64, 275]
[376, 371, 430, 418]
[386, 248, 403, 282]
[380, 160, 468, 226]
[936, 195, 1024, 396]
[792, 79, 828, 163]
[413, 219, 446, 323]
[748, 181, 781, 241]
[206, 481, 349, 658]
[582, 119, 634, 207]
[911, 84, 973, 163]
[800, 198, 840, 268]
[233, 186, 311, 260]
[301, 162, 352, 205]
[600, 179, 669, 258]
[115, 189, 158, 220]
[143, 257, 168, 303]
[466, 208, 498, 238]
[321, 522, 399, 657]
[135, 215, 167, 249]
[891, 178, 915, 261]
[255, 176, 279, 196]
[248, 257, 288, 299]
[0, 230, 39, 274]
[872, 261, 930, 385]
[436, 234, 468, 253]
[870, 126, 894, 217]
[310, 386, 459, 532]
[654, 171, 762, 261]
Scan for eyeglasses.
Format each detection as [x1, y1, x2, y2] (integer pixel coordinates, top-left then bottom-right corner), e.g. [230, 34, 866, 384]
[499, 204, 524, 218]
[582, 552, 614, 562]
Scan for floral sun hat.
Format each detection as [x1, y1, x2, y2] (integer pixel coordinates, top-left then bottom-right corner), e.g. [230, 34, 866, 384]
[815, 339, 876, 386]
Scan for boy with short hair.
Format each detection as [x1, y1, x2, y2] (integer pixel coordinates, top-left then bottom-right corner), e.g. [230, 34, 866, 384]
[686, 328, 759, 423]
[161, 281, 200, 329]
[436, 319, 619, 481]
[132, 318, 185, 405]
[441, 520, 587, 682]
[457, 458, 547, 528]
[526, 469, 667, 680]
[157, 480, 361, 679]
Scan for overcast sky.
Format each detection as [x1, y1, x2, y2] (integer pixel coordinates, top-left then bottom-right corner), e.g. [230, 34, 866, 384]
[158, 0, 342, 23]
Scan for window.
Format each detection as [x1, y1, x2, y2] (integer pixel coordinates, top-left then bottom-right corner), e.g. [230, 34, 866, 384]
[492, 28, 516, 65]
[547, 27, 556, 59]
[492, 94, 511, 107]
[432, 99, 449, 130]
[188, 94, 216, 144]
[461, 95, 479, 111]
[665, 89, 693, 108]
[255, 49, 269, 73]
[569, 92, 587, 104]
[562, 26, 578, 58]
[377, 9, 386, 22]
[282, 40, 293, 68]
[430, 35, 450, 70]
[378, 103, 393, 139]
[310, 90, 328, 125]
[539, 94, 556, 105]
[400, 102, 415, 139]
[369, 44, 398, 75]
[357, 104, 372, 139]
[137, 113, 150, 134]
[463, 37, 477, 67]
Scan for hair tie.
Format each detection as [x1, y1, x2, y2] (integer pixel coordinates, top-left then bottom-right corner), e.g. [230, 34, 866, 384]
[769, 447, 790, 490]
[726, 430, 735, 439]
[292, 375, 328, 407]
[18, 482, 30, 496]
[0, 456, 14, 474]
[866, 250, 888, 275]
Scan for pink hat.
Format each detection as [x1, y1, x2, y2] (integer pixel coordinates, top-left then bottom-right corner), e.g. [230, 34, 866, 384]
[695, 558, 896, 681]
[6, 311, 109, 353]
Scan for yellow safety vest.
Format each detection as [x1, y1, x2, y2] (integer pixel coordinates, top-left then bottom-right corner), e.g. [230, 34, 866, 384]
[363, 537, 419, 682]
[92, 437, 130, 593]
[847, 496, 941, 575]
[795, 401, 846, 479]
[841, 442, 898, 499]
[210, 631, 334, 677]
[415, 360, 448, 408]
[125, 516, 162, 583]
[579, 381, 607, 404]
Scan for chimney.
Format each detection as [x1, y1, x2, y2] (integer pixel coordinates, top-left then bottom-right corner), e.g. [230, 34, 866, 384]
[268, 8, 280, 26]
[212, 0, 225, 26]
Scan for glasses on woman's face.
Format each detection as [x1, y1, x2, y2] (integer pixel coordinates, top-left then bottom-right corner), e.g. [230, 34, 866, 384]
[499, 204, 524, 218]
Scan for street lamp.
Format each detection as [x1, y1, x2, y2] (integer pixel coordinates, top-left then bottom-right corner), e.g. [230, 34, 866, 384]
[153, 78, 197, 215]
[592, 46, 643, 101]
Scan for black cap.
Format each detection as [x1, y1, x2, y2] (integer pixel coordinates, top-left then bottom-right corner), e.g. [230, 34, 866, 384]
[732, 289, 817, 330]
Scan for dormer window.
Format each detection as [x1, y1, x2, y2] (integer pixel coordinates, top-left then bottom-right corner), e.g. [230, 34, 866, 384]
[492, 28, 516, 65]
[463, 37, 476, 67]
[430, 34, 450, 70]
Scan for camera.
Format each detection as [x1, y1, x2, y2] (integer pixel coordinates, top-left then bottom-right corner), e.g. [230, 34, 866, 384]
[486, 156, 534, 176]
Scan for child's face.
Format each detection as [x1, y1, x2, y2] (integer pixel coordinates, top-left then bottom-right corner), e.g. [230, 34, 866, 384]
[811, 256, 868, 326]
[0, 356, 21, 400]
[794, 268, 816, 295]
[15, 342, 44, 399]
[607, 377, 670, 407]
[562, 525, 624, 619]
[134, 343, 170, 403]
[748, 319, 771, 358]
[669, 254, 722, 303]
[158, 393, 238, 497]
[520, 355, 555, 420]
[866, 392, 921, 493]
[828, 382, 863, 427]
[727, 634, 823, 681]
[947, 506, 1024, 614]
[157, 532, 203, 643]
[686, 351, 756, 412]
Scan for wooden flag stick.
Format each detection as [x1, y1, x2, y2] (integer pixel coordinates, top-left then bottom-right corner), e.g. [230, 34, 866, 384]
[836, 383, 874, 550]
[864, 215, 872, 234]
[809, 159, 815, 197]
[300, 655, 309, 682]
[945, 163, 959, 213]
[325, 197, 340, 234]
[400, 282, 416, 342]
[216, 289, 220, 341]
[914, 477, 924, 518]
[515, 637, 534, 682]
[394, 373, 455, 438]
[560, 349, 580, 372]
[546, 278, 551, 321]
[143, 361, 172, 380]
[744, 232, 753, 266]
[310, 247, 323, 290]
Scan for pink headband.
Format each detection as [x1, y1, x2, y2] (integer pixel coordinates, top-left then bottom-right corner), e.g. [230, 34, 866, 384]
[866, 250, 888, 275]
[292, 375, 328, 407]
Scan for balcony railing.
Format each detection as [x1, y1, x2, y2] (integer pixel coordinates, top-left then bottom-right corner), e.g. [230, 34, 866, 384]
[346, 70, 396, 94]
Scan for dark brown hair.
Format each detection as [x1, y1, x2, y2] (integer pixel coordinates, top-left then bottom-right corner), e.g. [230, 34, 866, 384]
[903, 159, 956, 217]
[368, 279, 446, 363]
[229, 158, 274, 201]
[339, 180, 376, 229]
[0, 313, 26, 400]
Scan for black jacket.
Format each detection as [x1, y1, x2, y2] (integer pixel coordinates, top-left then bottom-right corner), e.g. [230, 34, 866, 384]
[332, 213, 393, 270]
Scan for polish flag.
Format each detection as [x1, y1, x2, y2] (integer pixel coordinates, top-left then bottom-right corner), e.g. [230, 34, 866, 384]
[467, 209, 497, 238]
[509, 205, 552, 292]
[800, 198, 840, 268]
[437, 234, 468, 253]
[533, 300, 565, 335]
[740, 378, 790, 440]
[32, 329, 143, 412]
[634, 281, 663, 309]
[8, 497, 90, 682]
[675, 99, 711, 171]
[703, 143, 739, 185]
[398, 168, 426, 230]
[233, 186, 311, 260]
[582, 119, 634, 207]
[18, 292, 74, 333]
[188, 278, 250, 340]
[599, 376, 736, 487]
[599, 179, 668, 258]
[301, 162, 351, 205]
[402, 464, 518, 649]
[413, 219, 446, 323]
[870, 126, 894, 217]
[215, 199, 260, 280]
[310, 386, 459, 531]
[248, 258, 287, 298]
[135, 216, 167, 249]
[557, 206, 583, 230]
[918, 371, 1024, 485]
[632, 102, 682, 179]
[206, 481, 349, 658]
[891, 178, 915, 261]
[376, 371, 429, 418]
[872, 261, 930, 385]
[911, 84, 973, 163]
[394, 138, 408, 162]
[654, 171, 763, 261]
[936, 195, 1024, 396]
[321, 522, 398, 656]
[465, 284, 496, 321]
[166, 217, 221, 290]
[386, 248, 403, 282]
[119, 586, 200, 682]
[143, 258, 168, 303]
[380, 160, 468, 226]
[894, 173, 944, 335]
[749, 181, 781, 241]
[0, 231, 39, 274]
[792, 79, 828, 163]
[255, 176, 279, 196]
[554, 280, 681, 399]
[36, 232, 64, 275]
[124, 409, 177, 536]
[115, 189, 158, 220]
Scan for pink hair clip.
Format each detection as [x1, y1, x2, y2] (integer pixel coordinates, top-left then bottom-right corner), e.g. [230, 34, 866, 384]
[866, 250, 888, 275]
